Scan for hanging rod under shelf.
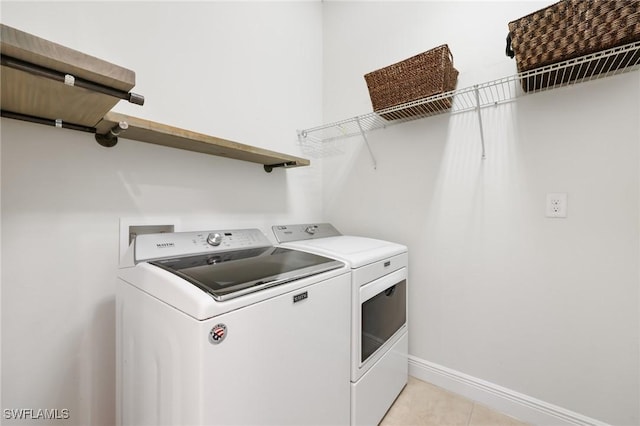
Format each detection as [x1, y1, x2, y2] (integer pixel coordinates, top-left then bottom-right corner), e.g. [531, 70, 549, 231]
[299, 40, 640, 145]
[1, 54, 145, 106]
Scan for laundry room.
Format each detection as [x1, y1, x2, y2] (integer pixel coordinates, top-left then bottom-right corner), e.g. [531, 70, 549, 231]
[1, 1, 638, 426]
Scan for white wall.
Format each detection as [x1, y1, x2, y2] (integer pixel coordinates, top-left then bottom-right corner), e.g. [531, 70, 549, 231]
[1, 2, 322, 425]
[3, 2, 640, 426]
[321, 2, 639, 425]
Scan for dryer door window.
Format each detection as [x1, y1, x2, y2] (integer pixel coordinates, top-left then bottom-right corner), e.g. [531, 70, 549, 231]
[361, 279, 406, 362]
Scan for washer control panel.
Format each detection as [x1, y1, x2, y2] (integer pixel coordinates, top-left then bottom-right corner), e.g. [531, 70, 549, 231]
[135, 228, 271, 263]
[272, 223, 342, 243]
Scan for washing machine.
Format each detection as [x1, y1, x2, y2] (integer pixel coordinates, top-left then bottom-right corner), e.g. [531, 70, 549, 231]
[117, 228, 352, 425]
[272, 223, 408, 426]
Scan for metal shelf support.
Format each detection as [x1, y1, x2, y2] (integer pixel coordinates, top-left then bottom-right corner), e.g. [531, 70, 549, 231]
[474, 85, 487, 160]
[356, 117, 377, 170]
[1, 54, 145, 105]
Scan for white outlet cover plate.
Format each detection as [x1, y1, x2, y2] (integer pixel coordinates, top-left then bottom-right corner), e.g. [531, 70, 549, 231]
[119, 216, 181, 262]
[546, 193, 568, 218]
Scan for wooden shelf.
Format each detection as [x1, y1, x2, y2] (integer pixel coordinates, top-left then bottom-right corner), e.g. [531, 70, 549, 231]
[96, 112, 310, 171]
[1, 24, 310, 172]
[1, 24, 137, 128]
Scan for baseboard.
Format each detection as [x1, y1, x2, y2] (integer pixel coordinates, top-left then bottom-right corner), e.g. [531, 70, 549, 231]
[408, 356, 609, 426]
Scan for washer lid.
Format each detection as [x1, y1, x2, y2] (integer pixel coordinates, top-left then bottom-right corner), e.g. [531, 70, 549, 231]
[282, 236, 407, 269]
[150, 246, 344, 301]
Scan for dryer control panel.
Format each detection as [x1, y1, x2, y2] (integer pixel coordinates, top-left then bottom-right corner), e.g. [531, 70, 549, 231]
[272, 223, 342, 243]
[135, 228, 272, 263]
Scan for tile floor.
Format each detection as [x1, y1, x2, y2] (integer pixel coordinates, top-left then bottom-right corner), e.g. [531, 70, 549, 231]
[380, 377, 530, 426]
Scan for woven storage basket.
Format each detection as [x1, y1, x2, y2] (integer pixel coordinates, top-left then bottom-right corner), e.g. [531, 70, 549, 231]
[508, 0, 640, 91]
[364, 44, 459, 120]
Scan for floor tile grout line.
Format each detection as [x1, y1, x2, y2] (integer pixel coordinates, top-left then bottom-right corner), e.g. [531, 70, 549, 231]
[467, 402, 476, 426]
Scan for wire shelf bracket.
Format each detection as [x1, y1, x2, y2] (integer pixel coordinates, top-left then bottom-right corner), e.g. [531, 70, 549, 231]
[474, 85, 487, 160]
[356, 116, 377, 169]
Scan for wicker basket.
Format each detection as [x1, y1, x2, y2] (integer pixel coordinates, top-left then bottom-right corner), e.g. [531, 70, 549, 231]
[508, 0, 640, 91]
[364, 44, 459, 120]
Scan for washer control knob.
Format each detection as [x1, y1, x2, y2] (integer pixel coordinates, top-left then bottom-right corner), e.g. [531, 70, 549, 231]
[207, 232, 223, 246]
[305, 225, 318, 235]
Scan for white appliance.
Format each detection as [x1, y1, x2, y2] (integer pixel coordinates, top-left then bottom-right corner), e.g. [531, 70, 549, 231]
[273, 223, 408, 426]
[117, 228, 352, 426]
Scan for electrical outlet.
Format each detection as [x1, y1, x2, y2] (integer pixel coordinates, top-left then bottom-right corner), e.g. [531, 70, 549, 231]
[546, 193, 567, 218]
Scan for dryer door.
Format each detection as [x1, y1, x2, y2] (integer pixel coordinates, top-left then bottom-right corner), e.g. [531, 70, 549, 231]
[354, 267, 407, 381]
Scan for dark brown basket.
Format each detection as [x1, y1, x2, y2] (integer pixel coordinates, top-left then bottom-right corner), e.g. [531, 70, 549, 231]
[364, 44, 459, 120]
[508, 0, 640, 91]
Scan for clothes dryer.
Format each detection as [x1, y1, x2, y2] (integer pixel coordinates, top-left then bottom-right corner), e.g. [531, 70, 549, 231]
[273, 223, 408, 426]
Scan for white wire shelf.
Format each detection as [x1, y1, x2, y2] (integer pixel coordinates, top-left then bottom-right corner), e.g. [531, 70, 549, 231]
[298, 40, 640, 148]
